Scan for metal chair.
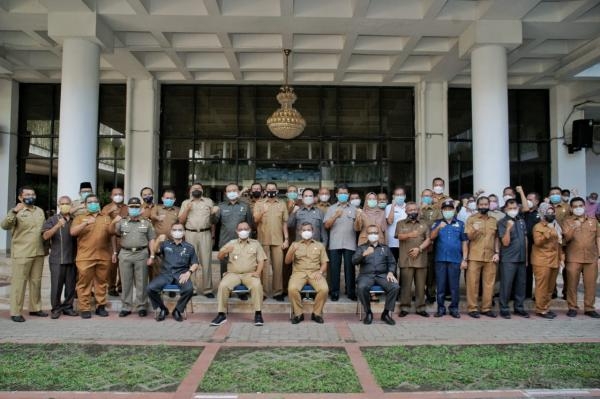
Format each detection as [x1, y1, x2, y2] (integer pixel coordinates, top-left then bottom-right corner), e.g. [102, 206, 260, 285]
[160, 284, 194, 319]
[356, 284, 386, 320]
[289, 283, 317, 318]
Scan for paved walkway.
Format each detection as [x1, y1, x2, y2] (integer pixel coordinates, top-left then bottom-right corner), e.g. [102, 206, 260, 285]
[1, 309, 599, 399]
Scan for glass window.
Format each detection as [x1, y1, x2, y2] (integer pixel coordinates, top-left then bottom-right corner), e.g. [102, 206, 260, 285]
[196, 86, 238, 138]
[161, 85, 194, 137]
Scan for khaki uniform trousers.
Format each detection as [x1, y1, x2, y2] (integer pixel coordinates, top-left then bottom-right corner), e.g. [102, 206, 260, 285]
[532, 265, 558, 314]
[466, 261, 497, 313]
[76, 259, 110, 311]
[118, 250, 149, 312]
[288, 272, 329, 317]
[10, 256, 44, 316]
[262, 245, 284, 297]
[186, 230, 214, 294]
[566, 262, 598, 312]
[400, 267, 428, 312]
[217, 272, 263, 313]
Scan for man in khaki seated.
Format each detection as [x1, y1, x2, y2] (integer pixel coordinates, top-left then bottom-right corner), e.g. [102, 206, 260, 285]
[285, 222, 329, 324]
[210, 222, 267, 326]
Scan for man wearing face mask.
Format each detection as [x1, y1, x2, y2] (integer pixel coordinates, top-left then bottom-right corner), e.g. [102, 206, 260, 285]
[42, 196, 78, 319]
[179, 182, 217, 298]
[487, 194, 505, 221]
[253, 182, 289, 301]
[71, 194, 119, 319]
[562, 197, 600, 318]
[213, 183, 253, 278]
[288, 189, 327, 244]
[247, 182, 264, 213]
[420, 189, 441, 304]
[148, 223, 199, 322]
[430, 200, 468, 318]
[324, 184, 358, 301]
[140, 187, 156, 219]
[71, 181, 94, 217]
[211, 222, 267, 326]
[431, 177, 449, 208]
[286, 185, 300, 214]
[377, 193, 388, 210]
[1, 186, 47, 322]
[523, 192, 542, 299]
[548, 187, 569, 226]
[457, 195, 476, 223]
[113, 197, 156, 318]
[149, 189, 180, 281]
[102, 187, 129, 297]
[497, 199, 529, 319]
[385, 187, 408, 261]
[349, 192, 362, 208]
[353, 225, 399, 325]
[316, 187, 332, 215]
[396, 202, 431, 317]
[465, 196, 500, 318]
[285, 222, 329, 324]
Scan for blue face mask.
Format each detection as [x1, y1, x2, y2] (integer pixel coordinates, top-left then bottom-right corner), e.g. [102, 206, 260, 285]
[395, 196, 406, 205]
[162, 198, 175, 207]
[337, 193, 349, 203]
[442, 210, 455, 220]
[129, 208, 141, 217]
[367, 199, 378, 208]
[81, 192, 91, 201]
[549, 194, 561, 204]
[422, 196, 433, 205]
[87, 203, 100, 213]
[287, 192, 298, 201]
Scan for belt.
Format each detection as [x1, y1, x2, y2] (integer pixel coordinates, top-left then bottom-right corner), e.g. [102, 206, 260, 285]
[121, 247, 147, 252]
[185, 227, 211, 233]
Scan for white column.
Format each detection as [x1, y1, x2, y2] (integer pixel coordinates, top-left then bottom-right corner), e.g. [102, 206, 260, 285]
[57, 38, 100, 199]
[471, 44, 510, 195]
[0, 80, 19, 253]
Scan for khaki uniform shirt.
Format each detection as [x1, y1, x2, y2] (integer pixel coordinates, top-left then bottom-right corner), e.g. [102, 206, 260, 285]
[563, 216, 599, 263]
[554, 203, 570, 227]
[101, 203, 128, 219]
[150, 205, 180, 236]
[291, 240, 329, 275]
[116, 217, 156, 249]
[254, 199, 288, 246]
[466, 213, 498, 262]
[1, 206, 45, 258]
[432, 193, 450, 209]
[420, 205, 441, 228]
[531, 222, 562, 268]
[72, 212, 113, 262]
[396, 219, 429, 268]
[179, 198, 214, 231]
[316, 202, 330, 215]
[224, 238, 267, 274]
[141, 203, 156, 219]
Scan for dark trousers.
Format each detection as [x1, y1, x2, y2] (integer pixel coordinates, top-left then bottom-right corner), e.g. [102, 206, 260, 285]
[328, 249, 356, 298]
[435, 261, 461, 313]
[147, 274, 194, 313]
[499, 262, 526, 312]
[357, 273, 399, 314]
[49, 262, 76, 313]
[426, 255, 436, 299]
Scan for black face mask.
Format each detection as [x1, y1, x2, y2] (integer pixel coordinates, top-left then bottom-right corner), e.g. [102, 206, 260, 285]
[407, 212, 418, 220]
[23, 197, 36, 206]
[191, 190, 202, 198]
[545, 215, 555, 223]
[266, 191, 277, 198]
[143, 196, 153, 204]
[251, 191, 262, 198]
[478, 208, 489, 215]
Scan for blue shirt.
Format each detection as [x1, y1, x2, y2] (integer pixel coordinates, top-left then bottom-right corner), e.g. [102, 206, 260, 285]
[158, 240, 199, 277]
[431, 218, 468, 264]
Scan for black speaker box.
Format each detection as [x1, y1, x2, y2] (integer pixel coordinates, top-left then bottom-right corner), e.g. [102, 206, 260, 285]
[572, 119, 594, 149]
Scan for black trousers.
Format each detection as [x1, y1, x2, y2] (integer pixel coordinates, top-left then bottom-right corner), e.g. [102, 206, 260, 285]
[147, 274, 194, 313]
[49, 262, 76, 313]
[357, 273, 399, 314]
[499, 262, 526, 312]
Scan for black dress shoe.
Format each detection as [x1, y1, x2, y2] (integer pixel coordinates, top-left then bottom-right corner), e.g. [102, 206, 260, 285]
[500, 311, 511, 319]
[537, 312, 554, 319]
[363, 312, 373, 325]
[311, 313, 324, 324]
[547, 310, 557, 317]
[29, 311, 48, 317]
[381, 312, 396, 325]
[450, 311, 461, 319]
[468, 311, 480, 319]
[81, 311, 92, 319]
[138, 309, 147, 317]
[205, 293, 215, 299]
[481, 310, 497, 318]
[566, 309, 577, 317]
[51, 311, 61, 319]
[95, 306, 108, 317]
[398, 310, 409, 317]
[63, 309, 79, 316]
[172, 309, 183, 322]
[416, 311, 429, 318]
[156, 308, 167, 321]
[434, 311, 445, 318]
[331, 293, 339, 301]
[254, 312, 264, 326]
[11, 315, 25, 322]
[210, 313, 227, 326]
[119, 310, 131, 317]
[584, 310, 600, 319]
[291, 314, 304, 324]
[514, 310, 530, 318]
[348, 295, 357, 301]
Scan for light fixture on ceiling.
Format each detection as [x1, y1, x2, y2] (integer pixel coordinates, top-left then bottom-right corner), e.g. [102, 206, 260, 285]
[266, 49, 306, 140]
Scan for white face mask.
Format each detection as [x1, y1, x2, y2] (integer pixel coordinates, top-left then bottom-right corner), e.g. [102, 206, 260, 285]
[350, 199, 361, 207]
[433, 186, 444, 195]
[503, 195, 513, 202]
[572, 207, 585, 217]
[226, 191, 239, 201]
[303, 196, 314, 206]
[467, 202, 477, 211]
[527, 200, 534, 209]
[506, 209, 519, 219]
[367, 233, 379, 243]
[301, 230, 313, 240]
[171, 230, 184, 240]
[113, 195, 124, 204]
[237, 230, 250, 239]
[319, 194, 330, 202]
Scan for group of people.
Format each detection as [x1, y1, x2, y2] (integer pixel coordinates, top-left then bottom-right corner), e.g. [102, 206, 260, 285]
[2, 178, 599, 327]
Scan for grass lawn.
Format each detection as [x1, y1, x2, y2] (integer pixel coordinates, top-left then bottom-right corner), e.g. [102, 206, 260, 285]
[0, 343, 202, 392]
[198, 346, 362, 393]
[363, 343, 600, 392]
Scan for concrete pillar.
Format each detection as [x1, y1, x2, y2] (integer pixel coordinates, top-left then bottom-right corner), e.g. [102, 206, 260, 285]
[125, 78, 159, 199]
[0, 79, 19, 253]
[56, 38, 101, 199]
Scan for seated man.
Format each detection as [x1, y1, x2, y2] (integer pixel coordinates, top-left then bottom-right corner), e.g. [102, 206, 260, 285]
[147, 223, 199, 322]
[284, 222, 329, 324]
[352, 224, 399, 325]
[210, 221, 267, 326]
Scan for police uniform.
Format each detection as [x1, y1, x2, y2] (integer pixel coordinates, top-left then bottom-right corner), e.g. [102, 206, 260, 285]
[287, 239, 329, 318]
[179, 197, 215, 295]
[1, 205, 46, 318]
[101, 201, 129, 294]
[217, 238, 267, 313]
[149, 203, 180, 280]
[115, 198, 156, 314]
[396, 218, 430, 313]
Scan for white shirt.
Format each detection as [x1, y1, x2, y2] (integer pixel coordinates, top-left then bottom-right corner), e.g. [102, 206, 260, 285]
[384, 203, 406, 248]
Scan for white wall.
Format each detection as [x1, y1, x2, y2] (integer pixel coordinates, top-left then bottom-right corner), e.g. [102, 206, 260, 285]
[586, 151, 600, 195]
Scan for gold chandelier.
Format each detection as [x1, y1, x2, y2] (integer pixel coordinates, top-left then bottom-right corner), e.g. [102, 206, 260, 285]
[267, 49, 306, 140]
